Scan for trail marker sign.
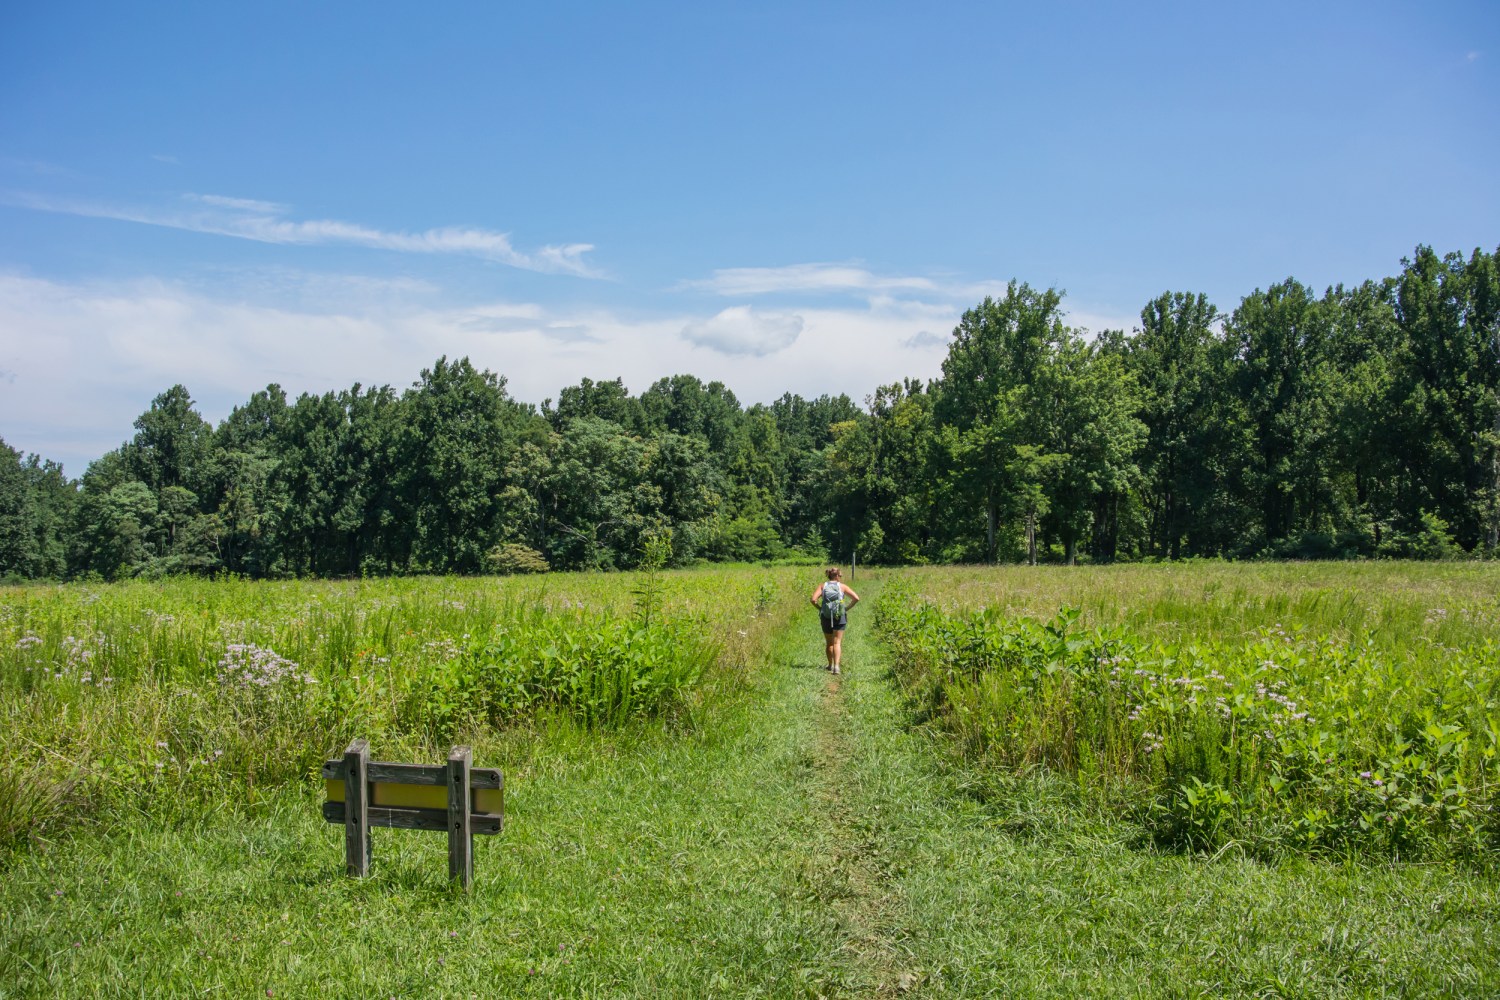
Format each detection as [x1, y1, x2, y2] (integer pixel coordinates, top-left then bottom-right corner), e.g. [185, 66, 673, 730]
[321, 739, 503, 889]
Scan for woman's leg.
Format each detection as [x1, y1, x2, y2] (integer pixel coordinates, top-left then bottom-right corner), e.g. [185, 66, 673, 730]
[824, 631, 837, 669]
[831, 630, 843, 673]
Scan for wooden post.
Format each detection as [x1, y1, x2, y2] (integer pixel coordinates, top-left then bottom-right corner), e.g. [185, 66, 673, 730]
[343, 739, 371, 877]
[447, 745, 473, 889]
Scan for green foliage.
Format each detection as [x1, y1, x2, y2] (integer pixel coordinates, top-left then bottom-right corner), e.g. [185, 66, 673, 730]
[0, 439, 72, 580]
[3, 244, 1498, 583]
[0, 758, 78, 853]
[0, 566, 799, 853]
[1378, 510, 1465, 560]
[876, 571, 1500, 861]
[631, 531, 672, 624]
[408, 611, 716, 735]
[486, 542, 550, 575]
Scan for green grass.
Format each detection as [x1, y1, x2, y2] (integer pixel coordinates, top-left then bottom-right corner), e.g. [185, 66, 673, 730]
[827, 592, 1499, 996]
[890, 561, 1500, 650]
[876, 563, 1500, 859]
[1, 573, 845, 996]
[1, 564, 1498, 997]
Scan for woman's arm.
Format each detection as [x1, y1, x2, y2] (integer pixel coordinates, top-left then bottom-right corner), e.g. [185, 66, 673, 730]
[810, 584, 824, 608]
[841, 584, 860, 608]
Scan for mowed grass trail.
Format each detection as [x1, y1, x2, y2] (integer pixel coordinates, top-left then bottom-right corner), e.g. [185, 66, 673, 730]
[818, 582, 1500, 997]
[1, 591, 855, 997]
[3, 570, 1499, 997]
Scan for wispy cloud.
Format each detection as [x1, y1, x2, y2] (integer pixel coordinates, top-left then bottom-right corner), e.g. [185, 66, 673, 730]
[4, 190, 601, 277]
[682, 262, 1008, 301]
[186, 193, 287, 213]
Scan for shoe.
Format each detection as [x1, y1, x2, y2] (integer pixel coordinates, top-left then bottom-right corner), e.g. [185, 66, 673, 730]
[831, 665, 841, 675]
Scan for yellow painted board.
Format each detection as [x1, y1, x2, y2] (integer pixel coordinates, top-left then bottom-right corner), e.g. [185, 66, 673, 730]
[374, 782, 448, 810]
[474, 787, 503, 814]
[325, 779, 502, 815]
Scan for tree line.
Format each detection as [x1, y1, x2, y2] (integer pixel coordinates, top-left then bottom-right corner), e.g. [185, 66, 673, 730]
[1, 244, 1497, 580]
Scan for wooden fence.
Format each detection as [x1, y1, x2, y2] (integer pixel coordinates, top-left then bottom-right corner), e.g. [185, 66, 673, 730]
[322, 739, 504, 889]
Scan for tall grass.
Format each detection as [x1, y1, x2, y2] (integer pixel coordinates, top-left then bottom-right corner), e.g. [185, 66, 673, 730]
[877, 563, 1500, 861]
[0, 566, 804, 856]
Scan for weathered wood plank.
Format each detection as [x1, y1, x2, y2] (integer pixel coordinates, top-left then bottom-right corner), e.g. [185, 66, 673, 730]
[322, 759, 502, 789]
[448, 746, 473, 889]
[322, 800, 503, 835]
[343, 739, 370, 877]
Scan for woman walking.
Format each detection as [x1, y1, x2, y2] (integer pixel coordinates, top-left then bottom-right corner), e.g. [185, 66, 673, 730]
[810, 566, 860, 674]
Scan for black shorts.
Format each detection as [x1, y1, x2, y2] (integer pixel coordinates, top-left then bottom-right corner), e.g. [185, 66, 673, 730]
[820, 613, 847, 634]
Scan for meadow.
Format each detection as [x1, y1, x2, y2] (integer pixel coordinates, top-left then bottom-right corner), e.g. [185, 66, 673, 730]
[875, 563, 1500, 861]
[0, 566, 790, 854]
[1, 561, 1498, 997]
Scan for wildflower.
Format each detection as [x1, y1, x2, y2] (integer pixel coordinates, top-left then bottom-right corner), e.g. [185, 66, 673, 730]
[217, 644, 315, 690]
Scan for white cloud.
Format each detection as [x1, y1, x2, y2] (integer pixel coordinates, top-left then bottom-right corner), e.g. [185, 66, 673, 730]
[2, 190, 601, 277]
[684, 263, 937, 296]
[682, 261, 1010, 302]
[681, 306, 804, 356]
[0, 273, 964, 476]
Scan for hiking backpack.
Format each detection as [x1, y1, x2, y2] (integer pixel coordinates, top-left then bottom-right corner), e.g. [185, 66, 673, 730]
[821, 580, 845, 620]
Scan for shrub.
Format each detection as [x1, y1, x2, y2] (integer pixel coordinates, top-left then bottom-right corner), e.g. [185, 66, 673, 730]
[487, 542, 551, 575]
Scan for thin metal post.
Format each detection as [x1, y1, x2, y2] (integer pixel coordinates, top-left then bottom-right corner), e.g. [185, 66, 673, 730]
[343, 739, 371, 877]
[447, 746, 473, 889]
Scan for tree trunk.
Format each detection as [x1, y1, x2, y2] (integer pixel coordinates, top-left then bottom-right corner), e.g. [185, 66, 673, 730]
[1026, 511, 1037, 566]
[1491, 398, 1500, 550]
[986, 490, 998, 563]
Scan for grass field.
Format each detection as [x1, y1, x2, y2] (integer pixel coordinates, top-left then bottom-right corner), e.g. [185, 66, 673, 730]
[2, 563, 1498, 997]
[877, 563, 1500, 861]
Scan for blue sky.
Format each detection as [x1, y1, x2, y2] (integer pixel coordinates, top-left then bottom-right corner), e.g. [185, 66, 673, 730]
[2, 1, 1496, 475]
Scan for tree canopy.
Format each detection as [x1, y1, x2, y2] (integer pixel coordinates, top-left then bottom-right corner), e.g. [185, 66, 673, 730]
[3, 245, 1498, 580]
